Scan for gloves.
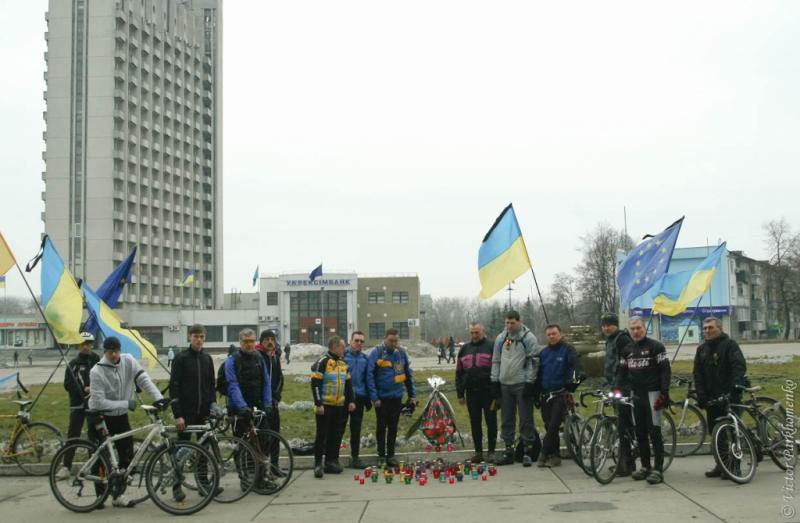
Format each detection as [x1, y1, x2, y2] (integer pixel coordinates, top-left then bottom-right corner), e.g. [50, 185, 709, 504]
[210, 402, 225, 418]
[128, 399, 137, 411]
[653, 393, 669, 411]
[490, 381, 502, 401]
[263, 405, 274, 419]
[238, 408, 252, 420]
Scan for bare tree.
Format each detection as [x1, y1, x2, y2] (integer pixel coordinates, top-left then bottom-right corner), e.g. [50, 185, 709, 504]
[763, 218, 800, 340]
[550, 272, 578, 325]
[576, 223, 635, 325]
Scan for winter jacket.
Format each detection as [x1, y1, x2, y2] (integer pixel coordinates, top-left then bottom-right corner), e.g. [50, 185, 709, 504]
[225, 350, 272, 411]
[538, 341, 581, 392]
[256, 344, 284, 403]
[604, 328, 633, 387]
[88, 353, 163, 416]
[455, 337, 494, 398]
[616, 336, 671, 394]
[366, 345, 416, 402]
[64, 351, 100, 407]
[491, 325, 539, 386]
[693, 333, 747, 404]
[311, 351, 354, 407]
[344, 346, 369, 399]
[168, 347, 216, 420]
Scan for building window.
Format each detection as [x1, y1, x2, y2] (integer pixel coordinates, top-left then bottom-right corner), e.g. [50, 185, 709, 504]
[369, 322, 385, 340]
[392, 322, 409, 339]
[227, 325, 258, 343]
[266, 292, 278, 306]
[368, 292, 385, 304]
[392, 291, 409, 304]
[205, 325, 223, 342]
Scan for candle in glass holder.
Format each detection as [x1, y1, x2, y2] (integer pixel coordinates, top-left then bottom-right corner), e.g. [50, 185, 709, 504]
[448, 476, 455, 484]
[360, 478, 365, 485]
[481, 474, 487, 481]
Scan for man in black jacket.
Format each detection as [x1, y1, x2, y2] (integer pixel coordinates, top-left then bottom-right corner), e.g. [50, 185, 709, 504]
[257, 330, 285, 476]
[601, 312, 634, 476]
[55, 332, 101, 480]
[616, 316, 671, 484]
[456, 323, 497, 463]
[693, 317, 747, 478]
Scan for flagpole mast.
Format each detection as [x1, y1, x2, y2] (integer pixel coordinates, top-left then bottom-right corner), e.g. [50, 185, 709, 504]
[671, 294, 705, 364]
[529, 268, 550, 324]
[320, 285, 325, 347]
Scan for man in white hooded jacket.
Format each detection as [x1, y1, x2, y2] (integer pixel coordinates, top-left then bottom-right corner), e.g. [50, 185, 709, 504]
[89, 336, 165, 508]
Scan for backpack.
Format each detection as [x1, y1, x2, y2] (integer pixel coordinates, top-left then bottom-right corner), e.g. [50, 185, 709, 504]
[216, 351, 266, 396]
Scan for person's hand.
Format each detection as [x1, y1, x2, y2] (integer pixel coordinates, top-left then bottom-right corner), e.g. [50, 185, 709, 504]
[458, 397, 466, 405]
[490, 381, 502, 400]
[210, 403, 225, 418]
[373, 400, 382, 409]
[128, 399, 137, 412]
[83, 386, 90, 395]
[653, 394, 669, 411]
[175, 417, 186, 431]
[238, 408, 252, 421]
[153, 398, 170, 410]
[348, 402, 356, 412]
[315, 405, 325, 415]
[99, 427, 108, 438]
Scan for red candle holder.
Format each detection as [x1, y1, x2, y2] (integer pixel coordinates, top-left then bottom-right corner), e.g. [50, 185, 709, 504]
[481, 474, 487, 481]
[365, 468, 372, 478]
[354, 474, 360, 481]
[360, 478, 365, 485]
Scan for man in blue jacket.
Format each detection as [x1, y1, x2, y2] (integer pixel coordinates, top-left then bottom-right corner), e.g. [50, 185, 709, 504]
[366, 328, 417, 467]
[344, 330, 370, 468]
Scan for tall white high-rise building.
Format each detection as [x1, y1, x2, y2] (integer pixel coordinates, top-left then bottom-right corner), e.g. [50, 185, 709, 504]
[43, 0, 223, 310]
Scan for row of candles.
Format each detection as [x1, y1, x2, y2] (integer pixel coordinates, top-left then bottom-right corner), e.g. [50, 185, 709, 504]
[353, 460, 498, 486]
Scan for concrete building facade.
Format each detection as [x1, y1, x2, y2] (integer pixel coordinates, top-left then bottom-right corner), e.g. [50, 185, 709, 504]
[357, 275, 421, 345]
[43, 0, 223, 311]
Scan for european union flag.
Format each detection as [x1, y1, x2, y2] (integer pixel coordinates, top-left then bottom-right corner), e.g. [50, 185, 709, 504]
[309, 263, 323, 282]
[83, 247, 136, 334]
[617, 217, 683, 309]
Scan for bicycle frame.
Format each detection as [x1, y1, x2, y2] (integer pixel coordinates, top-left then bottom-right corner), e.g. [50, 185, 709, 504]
[0, 409, 31, 457]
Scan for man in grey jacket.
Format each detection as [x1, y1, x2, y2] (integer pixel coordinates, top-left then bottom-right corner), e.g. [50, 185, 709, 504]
[490, 310, 540, 466]
[89, 337, 165, 508]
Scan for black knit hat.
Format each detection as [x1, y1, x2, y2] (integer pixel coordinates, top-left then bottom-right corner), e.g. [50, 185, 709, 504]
[103, 336, 121, 351]
[259, 330, 276, 343]
[600, 313, 619, 327]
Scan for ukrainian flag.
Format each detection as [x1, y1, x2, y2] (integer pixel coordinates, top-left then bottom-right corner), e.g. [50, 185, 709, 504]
[652, 242, 726, 316]
[179, 270, 195, 286]
[83, 284, 158, 368]
[0, 231, 16, 276]
[478, 204, 532, 299]
[41, 238, 84, 344]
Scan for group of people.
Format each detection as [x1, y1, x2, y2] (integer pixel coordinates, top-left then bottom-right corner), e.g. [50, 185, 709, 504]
[454, 309, 748, 487]
[432, 336, 458, 364]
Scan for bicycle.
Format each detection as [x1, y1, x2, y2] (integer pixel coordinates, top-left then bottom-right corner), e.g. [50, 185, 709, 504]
[576, 390, 611, 475]
[541, 388, 583, 470]
[589, 391, 677, 485]
[709, 385, 798, 484]
[230, 407, 294, 495]
[670, 377, 707, 457]
[48, 401, 219, 515]
[0, 377, 63, 475]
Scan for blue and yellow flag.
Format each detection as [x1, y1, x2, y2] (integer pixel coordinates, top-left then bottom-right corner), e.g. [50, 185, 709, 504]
[0, 276, 6, 289]
[82, 284, 158, 368]
[0, 231, 15, 276]
[41, 238, 84, 344]
[478, 204, 532, 299]
[179, 270, 195, 286]
[652, 243, 726, 316]
[617, 217, 683, 308]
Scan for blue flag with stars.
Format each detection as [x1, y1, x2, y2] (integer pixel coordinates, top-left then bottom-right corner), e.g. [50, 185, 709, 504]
[617, 217, 684, 309]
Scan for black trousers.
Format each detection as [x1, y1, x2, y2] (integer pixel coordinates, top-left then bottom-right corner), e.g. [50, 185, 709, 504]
[348, 397, 368, 457]
[375, 397, 402, 458]
[632, 392, 664, 471]
[64, 407, 100, 467]
[104, 414, 134, 470]
[541, 393, 567, 457]
[268, 406, 281, 464]
[466, 389, 497, 454]
[616, 402, 634, 472]
[314, 406, 348, 465]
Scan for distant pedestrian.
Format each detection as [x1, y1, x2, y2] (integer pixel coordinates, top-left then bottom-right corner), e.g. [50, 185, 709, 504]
[436, 338, 446, 364]
[13, 350, 19, 368]
[27, 350, 33, 367]
[284, 343, 291, 364]
[447, 336, 456, 364]
[167, 347, 175, 368]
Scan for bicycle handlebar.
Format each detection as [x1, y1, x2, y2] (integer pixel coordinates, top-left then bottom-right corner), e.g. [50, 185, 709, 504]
[579, 390, 606, 408]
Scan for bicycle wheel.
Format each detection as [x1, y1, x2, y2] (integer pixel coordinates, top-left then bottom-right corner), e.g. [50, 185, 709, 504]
[145, 440, 219, 515]
[742, 396, 786, 431]
[12, 421, 64, 475]
[126, 436, 159, 504]
[577, 414, 603, 475]
[760, 408, 797, 471]
[563, 414, 584, 468]
[660, 412, 676, 471]
[672, 403, 707, 457]
[711, 421, 757, 484]
[589, 418, 619, 484]
[209, 435, 259, 503]
[49, 439, 110, 512]
[250, 429, 294, 495]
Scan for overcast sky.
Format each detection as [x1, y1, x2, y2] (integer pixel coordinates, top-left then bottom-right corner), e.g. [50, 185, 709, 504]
[1, 1, 799, 304]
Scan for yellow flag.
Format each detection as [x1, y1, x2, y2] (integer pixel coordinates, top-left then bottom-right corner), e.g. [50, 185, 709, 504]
[0, 231, 15, 276]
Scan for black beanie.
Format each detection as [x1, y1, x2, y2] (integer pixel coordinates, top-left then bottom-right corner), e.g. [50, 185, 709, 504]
[103, 336, 121, 351]
[259, 330, 276, 343]
[600, 313, 619, 327]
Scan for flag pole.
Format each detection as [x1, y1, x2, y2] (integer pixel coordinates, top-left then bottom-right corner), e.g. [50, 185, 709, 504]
[670, 294, 706, 364]
[529, 267, 549, 324]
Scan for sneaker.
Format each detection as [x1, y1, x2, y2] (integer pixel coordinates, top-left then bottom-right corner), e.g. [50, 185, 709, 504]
[470, 452, 484, 464]
[632, 468, 650, 481]
[314, 464, 324, 478]
[496, 449, 515, 466]
[111, 495, 135, 508]
[386, 456, 400, 468]
[324, 460, 343, 474]
[646, 469, 663, 484]
[173, 486, 186, 502]
[55, 466, 70, 480]
[545, 456, 561, 468]
[537, 454, 548, 468]
[705, 466, 722, 478]
[522, 454, 533, 467]
[349, 457, 366, 469]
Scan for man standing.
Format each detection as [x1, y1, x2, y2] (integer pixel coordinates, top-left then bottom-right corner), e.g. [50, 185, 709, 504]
[167, 346, 175, 369]
[491, 310, 540, 466]
[256, 330, 285, 475]
[601, 312, 634, 477]
[13, 349, 18, 368]
[616, 316, 671, 484]
[311, 336, 356, 478]
[366, 328, 417, 467]
[27, 350, 33, 367]
[693, 317, 747, 479]
[536, 324, 581, 468]
[456, 323, 497, 463]
[284, 343, 291, 365]
[89, 337, 166, 507]
[447, 336, 456, 364]
[55, 332, 101, 480]
[343, 330, 370, 468]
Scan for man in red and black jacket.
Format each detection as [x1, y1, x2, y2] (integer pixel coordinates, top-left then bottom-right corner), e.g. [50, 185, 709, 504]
[456, 323, 497, 463]
[615, 316, 671, 485]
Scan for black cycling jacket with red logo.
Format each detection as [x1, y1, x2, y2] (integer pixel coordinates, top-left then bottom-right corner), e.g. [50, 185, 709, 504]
[615, 336, 671, 394]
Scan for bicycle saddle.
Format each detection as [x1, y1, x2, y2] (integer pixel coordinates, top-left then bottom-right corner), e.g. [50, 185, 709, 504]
[12, 400, 33, 407]
[141, 405, 158, 412]
[744, 385, 762, 393]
